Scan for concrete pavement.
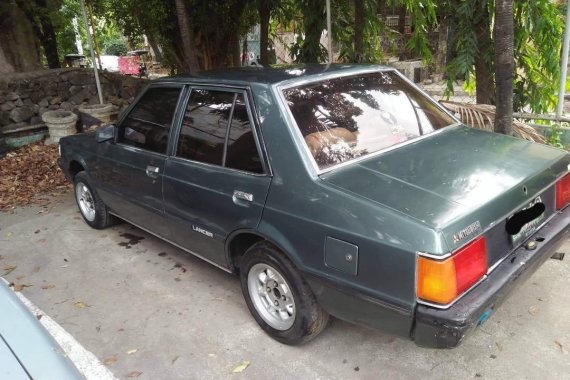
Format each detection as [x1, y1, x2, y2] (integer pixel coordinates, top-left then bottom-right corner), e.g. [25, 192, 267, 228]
[1, 192, 569, 380]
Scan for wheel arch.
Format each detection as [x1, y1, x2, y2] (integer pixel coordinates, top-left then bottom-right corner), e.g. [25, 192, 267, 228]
[225, 227, 304, 274]
[68, 159, 85, 179]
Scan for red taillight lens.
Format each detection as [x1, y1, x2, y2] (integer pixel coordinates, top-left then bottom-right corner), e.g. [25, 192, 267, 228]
[453, 237, 488, 294]
[556, 173, 570, 210]
[417, 237, 488, 305]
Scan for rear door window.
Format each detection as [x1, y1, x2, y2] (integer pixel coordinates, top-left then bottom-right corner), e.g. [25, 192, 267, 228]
[117, 86, 182, 154]
[225, 94, 263, 173]
[176, 89, 263, 173]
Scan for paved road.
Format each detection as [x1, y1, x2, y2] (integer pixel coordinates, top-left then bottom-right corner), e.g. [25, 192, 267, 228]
[1, 193, 569, 380]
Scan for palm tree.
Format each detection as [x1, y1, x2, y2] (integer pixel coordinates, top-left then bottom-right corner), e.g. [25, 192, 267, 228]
[494, 0, 514, 135]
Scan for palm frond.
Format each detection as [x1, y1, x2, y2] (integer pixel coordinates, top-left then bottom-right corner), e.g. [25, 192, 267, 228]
[440, 101, 546, 144]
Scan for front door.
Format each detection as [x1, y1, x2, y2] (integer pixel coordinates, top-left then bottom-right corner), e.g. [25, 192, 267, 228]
[163, 88, 271, 267]
[92, 85, 184, 235]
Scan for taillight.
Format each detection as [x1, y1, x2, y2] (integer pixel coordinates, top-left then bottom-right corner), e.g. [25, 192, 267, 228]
[556, 173, 570, 210]
[417, 237, 488, 305]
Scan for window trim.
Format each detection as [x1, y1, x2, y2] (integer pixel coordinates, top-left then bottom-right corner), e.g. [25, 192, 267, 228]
[115, 82, 186, 156]
[274, 68, 461, 176]
[171, 85, 269, 177]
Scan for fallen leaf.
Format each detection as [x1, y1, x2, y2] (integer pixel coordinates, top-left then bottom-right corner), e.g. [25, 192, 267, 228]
[36, 314, 43, 320]
[171, 355, 179, 365]
[104, 356, 117, 366]
[74, 301, 90, 309]
[231, 360, 250, 373]
[13, 284, 32, 292]
[127, 371, 142, 378]
[41, 284, 55, 290]
[528, 305, 539, 316]
[3, 265, 16, 275]
[15, 275, 25, 280]
[555, 340, 565, 353]
[34, 230, 40, 234]
[495, 341, 503, 351]
[126, 349, 138, 355]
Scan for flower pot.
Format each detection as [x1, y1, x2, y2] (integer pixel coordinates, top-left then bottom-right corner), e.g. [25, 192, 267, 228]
[77, 103, 117, 131]
[41, 110, 78, 145]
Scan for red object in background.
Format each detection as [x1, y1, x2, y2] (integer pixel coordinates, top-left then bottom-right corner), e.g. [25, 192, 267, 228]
[118, 56, 140, 75]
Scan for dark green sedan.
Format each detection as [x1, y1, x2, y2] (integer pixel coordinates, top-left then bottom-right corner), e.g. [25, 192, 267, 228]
[58, 64, 570, 348]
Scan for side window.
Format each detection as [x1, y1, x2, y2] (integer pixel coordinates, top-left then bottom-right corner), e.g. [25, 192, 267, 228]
[176, 89, 234, 166]
[117, 86, 181, 154]
[225, 94, 263, 173]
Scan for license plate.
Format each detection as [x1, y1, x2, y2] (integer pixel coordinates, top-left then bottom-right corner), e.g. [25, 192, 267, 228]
[508, 196, 546, 246]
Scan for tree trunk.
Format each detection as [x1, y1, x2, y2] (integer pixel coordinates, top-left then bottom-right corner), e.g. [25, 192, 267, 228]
[0, 1, 42, 73]
[398, 6, 407, 61]
[259, 2, 271, 65]
[434, 16, 449, 79]
[38, 9, 60, 68]
[173, 0, 199, 73]
[299, 0, 326, 63]
[146, 34, 163, 62]
[354, 0, 364, 61]
[475, 2, 494, 105]
[494, 0, 514, 135]
[14, 0, 60, 68]
[229, 32, 241, 67]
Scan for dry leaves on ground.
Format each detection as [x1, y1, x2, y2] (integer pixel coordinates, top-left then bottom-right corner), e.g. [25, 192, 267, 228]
[0, 142, 71, 212]
[231, 360, 251, 373]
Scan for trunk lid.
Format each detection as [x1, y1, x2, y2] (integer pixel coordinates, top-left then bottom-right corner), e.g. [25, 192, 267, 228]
[321, 125, 570, 259]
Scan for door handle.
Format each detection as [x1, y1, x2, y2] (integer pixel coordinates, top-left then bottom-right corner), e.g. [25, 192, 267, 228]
[146, 165, 160, 178]
[233, 190, 253, 205]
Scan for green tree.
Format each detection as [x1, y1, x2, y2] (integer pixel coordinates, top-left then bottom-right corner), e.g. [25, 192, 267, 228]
[445, 0, 563, 114]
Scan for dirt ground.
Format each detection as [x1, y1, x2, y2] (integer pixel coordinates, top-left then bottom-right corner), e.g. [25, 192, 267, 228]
[1, 192, 569, 380]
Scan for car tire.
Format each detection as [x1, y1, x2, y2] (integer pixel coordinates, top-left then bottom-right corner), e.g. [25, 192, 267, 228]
[239, 242, 329, 345]
[73, 172, 112, 229]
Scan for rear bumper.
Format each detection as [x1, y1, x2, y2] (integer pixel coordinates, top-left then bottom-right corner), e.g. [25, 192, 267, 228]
[413, 206, 570, 348]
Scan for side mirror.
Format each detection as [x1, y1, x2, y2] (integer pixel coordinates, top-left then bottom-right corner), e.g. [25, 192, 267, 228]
[96, 124, 116, 143]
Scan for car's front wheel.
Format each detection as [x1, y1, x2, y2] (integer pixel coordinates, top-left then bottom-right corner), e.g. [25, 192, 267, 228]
[239, 242, 329, 345]
[73, 172, 112, 229]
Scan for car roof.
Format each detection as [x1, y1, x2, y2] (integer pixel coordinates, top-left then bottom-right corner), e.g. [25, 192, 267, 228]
[154, 64, 394, 86]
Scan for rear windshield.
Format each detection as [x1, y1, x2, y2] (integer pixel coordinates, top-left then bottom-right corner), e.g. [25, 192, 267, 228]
[283, 71, 455, 170]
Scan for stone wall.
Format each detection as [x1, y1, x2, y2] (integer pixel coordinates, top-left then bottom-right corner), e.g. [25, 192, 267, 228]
[0, 68, 149, 134]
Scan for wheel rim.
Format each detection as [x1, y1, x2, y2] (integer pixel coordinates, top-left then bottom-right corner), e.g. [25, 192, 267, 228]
[75, 182, 96, 222]
[247, 263, 296, 330]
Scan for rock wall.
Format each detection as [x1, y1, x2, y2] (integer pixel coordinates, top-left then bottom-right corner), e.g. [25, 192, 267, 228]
[0, 68, 149, 134]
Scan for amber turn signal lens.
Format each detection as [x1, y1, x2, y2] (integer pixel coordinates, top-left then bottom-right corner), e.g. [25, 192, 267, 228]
[417, 256, 457, 304]
[417, 237, 488, 305]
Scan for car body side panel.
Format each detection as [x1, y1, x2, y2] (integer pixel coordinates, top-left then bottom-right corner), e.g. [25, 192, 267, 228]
[253, 84, 427, 323]
[91, 142, 171, 236]
[162, 157, 271, 267]
[0, 337, 29, 380]
[0, 282, 82, 379]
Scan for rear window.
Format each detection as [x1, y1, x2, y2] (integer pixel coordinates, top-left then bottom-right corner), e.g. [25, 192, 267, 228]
[283, 71, 455, 170]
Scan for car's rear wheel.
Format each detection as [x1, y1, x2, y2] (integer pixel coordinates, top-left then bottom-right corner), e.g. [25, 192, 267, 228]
[239, 242, 329, 345]
[73, 172, 112, 229]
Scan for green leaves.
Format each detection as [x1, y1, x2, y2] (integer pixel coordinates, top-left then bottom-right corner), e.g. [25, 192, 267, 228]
[445, 0, 563, 113]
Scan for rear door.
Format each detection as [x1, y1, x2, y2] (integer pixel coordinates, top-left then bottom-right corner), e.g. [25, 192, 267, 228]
[163, 87, 271, 267]
[92, 84, 184, 235]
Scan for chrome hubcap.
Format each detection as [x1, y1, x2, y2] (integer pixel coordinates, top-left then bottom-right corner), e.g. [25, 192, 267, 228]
[247, 263, 295, 330]
[75, 183, 96, 222]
